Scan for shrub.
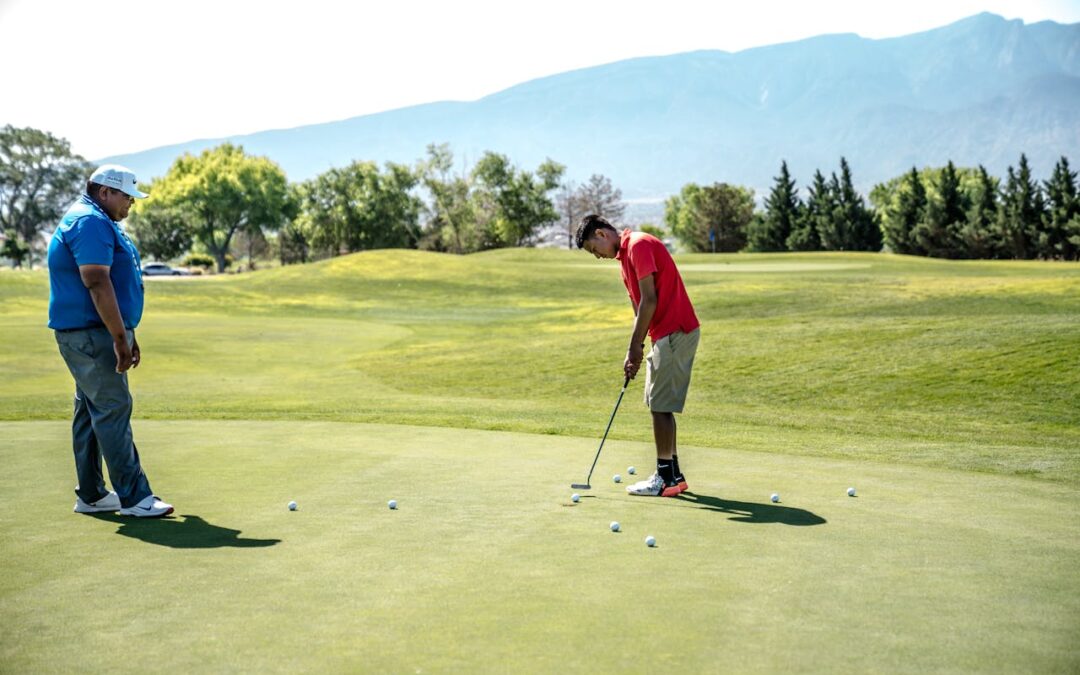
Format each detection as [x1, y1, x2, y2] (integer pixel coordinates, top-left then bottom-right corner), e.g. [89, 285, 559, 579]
[183, 253, 215, 269]
[639, 223, 666, 238]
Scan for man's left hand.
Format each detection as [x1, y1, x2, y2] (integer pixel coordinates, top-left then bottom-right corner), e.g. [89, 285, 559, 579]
[131, 336, 141, 368]
[624, 343, 644, 380]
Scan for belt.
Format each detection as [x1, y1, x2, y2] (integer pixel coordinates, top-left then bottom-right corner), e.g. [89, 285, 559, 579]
[54, 325, 104, 333]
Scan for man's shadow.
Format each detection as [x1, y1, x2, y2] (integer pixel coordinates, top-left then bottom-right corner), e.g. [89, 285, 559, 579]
[90, 513, 281, 548]
[676, 492, 826, 526]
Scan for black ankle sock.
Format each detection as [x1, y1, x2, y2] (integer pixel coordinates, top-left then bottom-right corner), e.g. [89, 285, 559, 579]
[672, 454, 683, 480]
[657, 459, 677, 484]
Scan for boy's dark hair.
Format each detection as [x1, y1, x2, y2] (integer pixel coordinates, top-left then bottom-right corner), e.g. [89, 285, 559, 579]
[574, 214, 616, 249]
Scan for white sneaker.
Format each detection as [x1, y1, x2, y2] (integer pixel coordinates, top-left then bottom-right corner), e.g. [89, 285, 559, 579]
[74, 491, 122, 513]
[119, 495, 174, 518]
[625, 472, 682, 497]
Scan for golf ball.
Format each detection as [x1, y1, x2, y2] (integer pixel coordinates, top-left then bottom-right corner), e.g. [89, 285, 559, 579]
[613, 474, 622, 483]
[388, 499, 397, 510]
[770, 493, 780, 503]
[628, 466, 637, 475]
[610, 521, 620, 532]
[847, 487, 857, 497]
[645, 535, 656, 547]
[288, 501, 297, 511]
[571, 493, 580, 503]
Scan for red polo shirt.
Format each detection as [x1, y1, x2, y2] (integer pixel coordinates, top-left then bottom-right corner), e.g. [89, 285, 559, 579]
[616, 229, 700, 342]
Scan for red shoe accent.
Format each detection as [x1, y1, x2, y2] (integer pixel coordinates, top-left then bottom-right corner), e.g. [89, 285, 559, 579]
[677, 480, 688, 493]
[661, 484, 682, 498]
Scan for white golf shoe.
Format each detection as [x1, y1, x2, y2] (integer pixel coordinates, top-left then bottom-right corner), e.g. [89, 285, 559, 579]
[74, 491, 122, 513]
[625, 473, 683, 498]
[119, 495, 174, 518]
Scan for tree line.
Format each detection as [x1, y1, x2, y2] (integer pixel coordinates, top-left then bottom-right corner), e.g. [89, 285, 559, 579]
[667, 155, 1078, 261]
[2, 124, 1077, 269]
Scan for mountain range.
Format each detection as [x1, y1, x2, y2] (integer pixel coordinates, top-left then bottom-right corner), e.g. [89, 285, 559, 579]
[102, 12, 1080, 207]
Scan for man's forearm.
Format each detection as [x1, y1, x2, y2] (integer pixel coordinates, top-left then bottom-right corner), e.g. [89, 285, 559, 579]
[87, 282, 127, 339]
[629, 298, 656, 348]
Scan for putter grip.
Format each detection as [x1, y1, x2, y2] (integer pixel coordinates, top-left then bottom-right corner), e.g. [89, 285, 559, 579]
[623, 376, 630, 389]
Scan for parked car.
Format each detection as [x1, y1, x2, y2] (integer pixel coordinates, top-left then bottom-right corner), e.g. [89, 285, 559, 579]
[142, 262, 191, 277]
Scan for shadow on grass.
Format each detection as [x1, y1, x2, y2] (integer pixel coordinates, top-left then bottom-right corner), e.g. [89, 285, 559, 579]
[677, 492, 826, 526]
[89, 513, 281, 548]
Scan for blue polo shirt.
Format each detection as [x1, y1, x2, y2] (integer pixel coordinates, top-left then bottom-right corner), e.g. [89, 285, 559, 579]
[48, 195, 144, 331]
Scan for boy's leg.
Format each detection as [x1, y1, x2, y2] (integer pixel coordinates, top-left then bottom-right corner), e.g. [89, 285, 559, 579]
[646, 330, 699, 493]
[651, 411, 675, 460]
[671, 416, 688, 491]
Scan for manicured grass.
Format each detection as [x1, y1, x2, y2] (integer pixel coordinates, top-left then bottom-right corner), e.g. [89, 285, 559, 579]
[1, 250, 1078, 671]
[1, 421, 1077, 673]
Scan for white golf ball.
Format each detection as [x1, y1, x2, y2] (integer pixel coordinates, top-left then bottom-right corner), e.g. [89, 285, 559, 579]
[628, 466, 637, 475]
[770, 493, 780, 503]
[645, 535, 656, 547]
[287, 501, 297, 511]
[610, 521, 620, 532]
[571, 493, 580, 503]
[388, 499, 397, 510]
[613, 474, 622, 483]
[847, 487, 857, 497]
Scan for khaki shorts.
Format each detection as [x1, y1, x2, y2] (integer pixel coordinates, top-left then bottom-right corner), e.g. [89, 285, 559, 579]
[644, 328, 700, 413]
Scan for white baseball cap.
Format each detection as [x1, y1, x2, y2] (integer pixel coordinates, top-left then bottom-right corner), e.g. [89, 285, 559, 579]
[89, 164, 149, 199]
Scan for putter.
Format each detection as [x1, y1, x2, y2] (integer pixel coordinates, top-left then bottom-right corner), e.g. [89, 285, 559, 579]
[571, 376, 631, 490]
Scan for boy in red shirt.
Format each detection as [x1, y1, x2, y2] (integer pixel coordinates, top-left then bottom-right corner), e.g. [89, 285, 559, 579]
[575, 214, 701, 497]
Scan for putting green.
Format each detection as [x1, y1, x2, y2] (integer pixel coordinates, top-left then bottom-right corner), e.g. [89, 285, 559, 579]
[1, 420, 1076, 672]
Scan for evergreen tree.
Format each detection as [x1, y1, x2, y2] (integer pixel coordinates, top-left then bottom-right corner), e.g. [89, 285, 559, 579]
[821, 158, 880, 251]
[958, 165, 999, 259]
[996, 154, 1044, 260]
[787, 170, 827, 251]
[748, 160, 800, 252]
[914, 160, 967, 258]
[1040, 156, 1079, 260]
[878, 167, 926, 255]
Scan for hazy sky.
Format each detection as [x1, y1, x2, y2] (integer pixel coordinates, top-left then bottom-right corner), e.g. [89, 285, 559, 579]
[1, 0, 1077, 160]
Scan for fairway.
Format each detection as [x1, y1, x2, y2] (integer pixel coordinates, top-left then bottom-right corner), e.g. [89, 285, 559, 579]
[2, 250, 1079, 672]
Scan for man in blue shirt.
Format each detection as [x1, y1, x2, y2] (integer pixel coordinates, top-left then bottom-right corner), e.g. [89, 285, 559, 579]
[48, 165, 173, 518]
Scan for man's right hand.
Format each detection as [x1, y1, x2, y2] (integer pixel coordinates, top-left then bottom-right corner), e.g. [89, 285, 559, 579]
[113, 335, 134, 373]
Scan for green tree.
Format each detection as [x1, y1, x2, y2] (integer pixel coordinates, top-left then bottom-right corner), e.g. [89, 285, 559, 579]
[749, 160, 800, 252]
[125, 189, 193, 261]
[874, 167, 927, 255]
[469, 152, 564, 248]
[996, 154, 1044, 260]
[1, 233, 31, 268]
[786, 170, 828, 251]
[134, 143, 292, 273]
[913, 160, 967, 258]
[298, 160, 421, 256]
[958, 166, 999, 259]
[418, 144, 477, 253]
[820, 158, 881, 252]
[666, 182, 754, 252]
[1040, 156, 1079, 260]
[0, 125, 92, 267]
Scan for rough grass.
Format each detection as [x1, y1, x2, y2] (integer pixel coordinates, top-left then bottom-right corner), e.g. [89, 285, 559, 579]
[2, 250, 1078, 483]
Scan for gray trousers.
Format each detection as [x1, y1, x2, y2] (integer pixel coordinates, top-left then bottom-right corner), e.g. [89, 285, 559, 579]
[55, 327, 153, 508]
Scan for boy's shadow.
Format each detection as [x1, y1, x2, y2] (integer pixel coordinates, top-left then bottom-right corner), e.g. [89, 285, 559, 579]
[90, 513, 281, 548]
[677, 492, 826, 526]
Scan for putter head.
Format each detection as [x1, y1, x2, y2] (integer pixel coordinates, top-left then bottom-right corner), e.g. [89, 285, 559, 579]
[570, 483, 592, 490]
